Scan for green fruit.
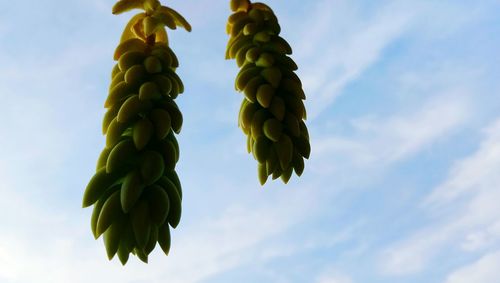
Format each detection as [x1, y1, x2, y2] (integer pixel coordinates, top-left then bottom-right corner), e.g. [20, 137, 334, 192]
[139, 151, 165, 185]
[119, 51, 146, 71]
[103, 219, 125, 260]
[255, 53, 275, 67]
[256, 84, 274, 108]
[121, 170, 145, 213]
[258, 162, 268, 185]
[96, 190, 123, 237]
[130, 199, 151, 249]
[146, 185, 170, 225]
[252, 136, 271, 163]
[106, 138, 137, 173]
[139, 81, 162, 100]
[144, 56, 163, 73]
[133, 118, 154, 150]
[158, 222, 171, 255]
[159, 177, 181, 228]
[124, 64, 147, 86]
[91, 185, 120, 238]
[149, 108, 172, 139]
[116, 95, 151, 123]
[263, 118, 282, 142]
[82, 168, 120, 208]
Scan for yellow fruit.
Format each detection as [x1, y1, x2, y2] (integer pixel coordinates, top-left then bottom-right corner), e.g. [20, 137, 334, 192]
[114, 38, 147, 60]
[112, 0, 145, 15]
[230, 0, 250, 12]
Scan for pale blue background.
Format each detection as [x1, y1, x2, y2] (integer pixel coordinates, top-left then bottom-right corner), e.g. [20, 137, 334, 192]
[0, 0, 499, 282]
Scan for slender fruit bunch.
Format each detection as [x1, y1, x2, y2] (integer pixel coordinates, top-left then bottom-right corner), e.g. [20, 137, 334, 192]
[82, 0, 191, 265]
[226, 0, 311, 185]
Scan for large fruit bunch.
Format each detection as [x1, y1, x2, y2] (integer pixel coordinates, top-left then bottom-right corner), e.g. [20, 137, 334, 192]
[82, 0, 191, 264]
[226, 0, 311, 185]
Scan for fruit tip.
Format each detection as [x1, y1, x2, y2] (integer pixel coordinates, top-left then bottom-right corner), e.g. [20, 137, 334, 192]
[82, 199, 90, 208]
[169, 221, 179, 229]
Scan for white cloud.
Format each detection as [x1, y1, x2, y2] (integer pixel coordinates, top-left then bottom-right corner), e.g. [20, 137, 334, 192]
[445, 250, 500, 283]
[311, 91, 469, 174]
[378, 226, 450, 275]
[378, 118, 500, 276]
[425, 119, 500, 207]
[316, 267, 353, 283]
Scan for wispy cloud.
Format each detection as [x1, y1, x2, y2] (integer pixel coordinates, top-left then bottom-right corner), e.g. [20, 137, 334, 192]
[378, 118, 500, 276]
[295, 0, 420, 120]
[311, 90, 469, 176]
[444, 250, 500, 283]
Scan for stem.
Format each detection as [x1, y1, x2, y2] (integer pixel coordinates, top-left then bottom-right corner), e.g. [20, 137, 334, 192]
[146, 34, 156, 46]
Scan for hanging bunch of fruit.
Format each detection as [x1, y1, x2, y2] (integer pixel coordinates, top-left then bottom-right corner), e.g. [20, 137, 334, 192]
[225, 0, 311, 185]
[82, 0, 191, 264]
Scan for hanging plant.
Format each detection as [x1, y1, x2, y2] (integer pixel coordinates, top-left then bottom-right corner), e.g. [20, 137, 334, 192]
[82, 0, 190, 264]
[226, 0, 311, 184]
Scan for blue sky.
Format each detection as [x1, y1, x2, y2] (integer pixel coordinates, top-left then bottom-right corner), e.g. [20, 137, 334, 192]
[0, 0, 499, 282]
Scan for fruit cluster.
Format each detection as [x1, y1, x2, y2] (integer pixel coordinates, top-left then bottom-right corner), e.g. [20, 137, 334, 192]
[226, 0, 311, 184]
[82, 0, 190, 264]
